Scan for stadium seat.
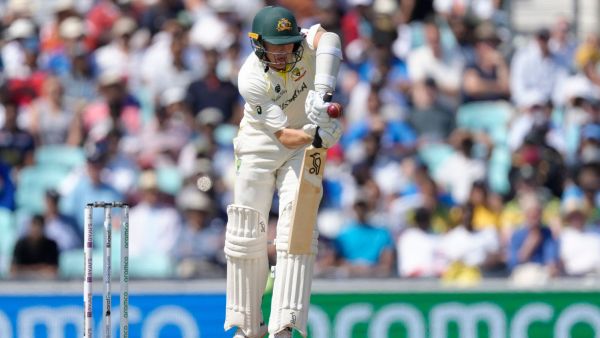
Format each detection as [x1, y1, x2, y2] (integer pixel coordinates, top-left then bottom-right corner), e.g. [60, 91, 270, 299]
[418, 143, 455, 177]
[34, 145, 86, 169]
[488, 145, 512, 194]
[0, 208, 16, 278]
[456, 101, 514, 145]
[156, 166, 183, 195]
[15, 165, 70, 214]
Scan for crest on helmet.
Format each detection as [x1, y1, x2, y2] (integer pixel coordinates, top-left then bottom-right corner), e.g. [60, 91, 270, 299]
[276, 18, 292, 32]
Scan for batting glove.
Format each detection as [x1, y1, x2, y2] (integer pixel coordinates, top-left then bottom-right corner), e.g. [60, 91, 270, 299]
[305, 90, 331, 126]
[302, 119, 342, 149]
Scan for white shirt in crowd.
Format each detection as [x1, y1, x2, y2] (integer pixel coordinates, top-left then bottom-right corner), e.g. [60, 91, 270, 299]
[438, 225, 500, 267]
[434, 152, 486, 204]
[398, 227, 441, 277]
[560, 227, 600, 276]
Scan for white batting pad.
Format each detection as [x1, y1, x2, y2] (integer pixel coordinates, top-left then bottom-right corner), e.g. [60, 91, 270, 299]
[268, 230, 318, 337]
[224, 205, 269, 338]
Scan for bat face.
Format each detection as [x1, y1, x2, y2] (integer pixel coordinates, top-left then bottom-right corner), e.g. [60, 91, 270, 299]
[287, 146, 327, 254]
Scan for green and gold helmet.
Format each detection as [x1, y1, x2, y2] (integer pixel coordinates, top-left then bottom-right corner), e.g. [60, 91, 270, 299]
[248, 6, 304, 72]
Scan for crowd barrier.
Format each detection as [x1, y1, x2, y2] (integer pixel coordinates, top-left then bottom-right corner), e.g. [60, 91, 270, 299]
[0, 279, 598, 337]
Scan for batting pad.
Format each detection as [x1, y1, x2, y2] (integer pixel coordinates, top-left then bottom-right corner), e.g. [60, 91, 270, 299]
[268, 231, 318, 337]
[224, 205, 268, 338]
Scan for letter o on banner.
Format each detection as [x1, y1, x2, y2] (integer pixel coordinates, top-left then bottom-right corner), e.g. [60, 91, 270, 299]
[555, 304, 600, 338]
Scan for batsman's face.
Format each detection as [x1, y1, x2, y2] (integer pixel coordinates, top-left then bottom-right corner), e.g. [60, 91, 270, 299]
[264, 42, 294, 71]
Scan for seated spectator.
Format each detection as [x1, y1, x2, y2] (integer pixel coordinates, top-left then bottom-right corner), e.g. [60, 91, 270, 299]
[342, 86, 417, 161]
[507, 193, 560, 280]
[433, 129, 486, 205]
[559, 197, 600, 276]
[129, 170, 181, 259]
[462, 22, 510, 103]
[407, 17, 464, 99]
[438, 204, 502, 282]
[0, 100, 35, 171]
[42, 189, 81, 252]
[500, 173, 562, 241]
[136, 87, 193, 167]
[409, 80, 455, 142]
[60, 141, 124, 233]
[335, 198, 394, 277]
[0, 161, 16, 210]
[23, 76, 81, 146]
[173, 187, 225, 278]
[397, 207, 440, 278]
[82, 72, 141, 140]
[510, 28, 568, 109]
[468, 180, 501, 231]
[10, 215, 59, 279]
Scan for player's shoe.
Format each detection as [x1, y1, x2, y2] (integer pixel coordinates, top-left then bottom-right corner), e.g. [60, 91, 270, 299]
[233, 322, 268, 338]
[270, 327, 292, 338]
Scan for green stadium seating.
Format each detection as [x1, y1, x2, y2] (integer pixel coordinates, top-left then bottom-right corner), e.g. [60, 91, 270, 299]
[34, 145, 86, 169]
[15, 165, 70, 214]
[456, 101, 513, 145]
[0, 208, 16, 278]
[418, 143, 455, 176]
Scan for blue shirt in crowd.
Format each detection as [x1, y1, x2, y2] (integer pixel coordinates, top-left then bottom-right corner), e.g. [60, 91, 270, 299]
[507, 226, 559, 270]
[335, 222, 394, 266]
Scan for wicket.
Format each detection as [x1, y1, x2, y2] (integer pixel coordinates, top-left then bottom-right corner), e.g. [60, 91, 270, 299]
[84, 202, 130, 338]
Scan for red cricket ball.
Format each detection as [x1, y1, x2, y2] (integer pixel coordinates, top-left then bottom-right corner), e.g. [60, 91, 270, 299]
[327, 103, 342, 118]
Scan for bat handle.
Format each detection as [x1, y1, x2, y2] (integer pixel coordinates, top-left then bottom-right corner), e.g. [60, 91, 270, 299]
[312, 92, 333, 148]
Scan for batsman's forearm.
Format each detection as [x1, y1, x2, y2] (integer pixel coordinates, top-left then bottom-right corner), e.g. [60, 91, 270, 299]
[315, 32, 342, 93]
[275, 128, 313, 148]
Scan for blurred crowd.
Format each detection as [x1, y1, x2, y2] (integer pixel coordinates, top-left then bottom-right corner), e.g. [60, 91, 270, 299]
[0, 0, 598, 285]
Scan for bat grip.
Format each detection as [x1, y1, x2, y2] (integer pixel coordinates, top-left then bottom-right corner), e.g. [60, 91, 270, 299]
[312, 92, 333, 148]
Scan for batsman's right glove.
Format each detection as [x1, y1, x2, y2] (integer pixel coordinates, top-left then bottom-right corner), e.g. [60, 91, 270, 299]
[302, 119, 342, 149]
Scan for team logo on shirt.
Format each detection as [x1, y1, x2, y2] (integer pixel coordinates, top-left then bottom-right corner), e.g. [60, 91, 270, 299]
[291, 67, 306, 81]
[276, 18, 293, 32]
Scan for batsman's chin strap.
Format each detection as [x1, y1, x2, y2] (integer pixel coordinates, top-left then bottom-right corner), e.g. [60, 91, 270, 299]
[311, 92, 332, 148]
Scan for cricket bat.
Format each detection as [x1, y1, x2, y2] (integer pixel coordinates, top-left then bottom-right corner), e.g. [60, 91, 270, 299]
[288, 93, 342, 254]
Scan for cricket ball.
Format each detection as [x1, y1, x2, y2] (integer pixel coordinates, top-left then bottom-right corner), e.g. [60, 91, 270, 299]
[327, 103, 342, 118]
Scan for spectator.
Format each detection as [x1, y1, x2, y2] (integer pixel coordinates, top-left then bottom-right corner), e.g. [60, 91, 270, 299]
[0, 161, 16, 210]
[94, 16, 139, 82]
[10, 215, 59, 279]
[23, 76, 81, 146]
[468, 180, 501, 231]
[0, 101, 35, 171]
[462, 21, 510, 103]
[559, 197, 600, 276]
[433, 129, 486, 205]
[397, 207, 440, 278]
[510, 28, 568, 109]
[136, 87, 193, 167]
[407, 17, 464, 101]
[549, 16, 578, 71]
[507, 193, 560, 279]
[60, 141, 123, 233]
[335, 198, 395, 277]
[185, 48, 240, 124]
[82, 71, 141, 140]
[409, 79, 454, 142]
[438, 203, 502, 281]
[44, 16, 87, 77]
[342, 86, 417, 161]
[173, 187, 225, 278]
[128, 170, 181, 259]
[140, 23, 199, 100]
[42, 189, 81, 252]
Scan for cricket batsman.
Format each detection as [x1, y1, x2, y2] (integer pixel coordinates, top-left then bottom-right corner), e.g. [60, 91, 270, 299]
[223, 5, 343, 338]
